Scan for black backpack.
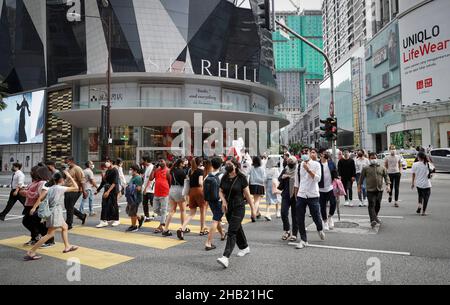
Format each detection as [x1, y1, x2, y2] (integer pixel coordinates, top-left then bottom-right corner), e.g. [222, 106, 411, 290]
[203, 173, 221, 202]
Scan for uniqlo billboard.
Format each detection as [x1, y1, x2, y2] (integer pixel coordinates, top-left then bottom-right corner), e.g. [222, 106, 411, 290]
[399, 0, 450, 106]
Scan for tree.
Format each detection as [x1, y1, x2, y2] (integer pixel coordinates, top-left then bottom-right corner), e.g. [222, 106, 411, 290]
[0, 76, 8, 111]
[289, 142, 303, 155]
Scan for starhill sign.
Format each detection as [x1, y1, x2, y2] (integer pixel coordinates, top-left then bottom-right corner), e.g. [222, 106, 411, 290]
[200, 60, 259, 83]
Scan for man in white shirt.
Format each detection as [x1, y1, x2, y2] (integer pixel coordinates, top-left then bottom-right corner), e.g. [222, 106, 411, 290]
[294, 149, 325, 249]
[0, 162, 26, 221]
[141, 155, 155, 221]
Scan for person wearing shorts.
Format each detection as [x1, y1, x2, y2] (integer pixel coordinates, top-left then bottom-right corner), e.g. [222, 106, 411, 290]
[181, 157, 208, 236]
[125, 165, 145, 232]
[164, 159, 187, 237]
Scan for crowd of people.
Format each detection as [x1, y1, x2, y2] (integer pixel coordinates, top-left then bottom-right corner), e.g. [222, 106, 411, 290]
[0, 145, 436, 267]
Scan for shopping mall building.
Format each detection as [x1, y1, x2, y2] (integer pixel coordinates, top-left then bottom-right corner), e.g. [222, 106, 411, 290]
[0, 0, 288, 171]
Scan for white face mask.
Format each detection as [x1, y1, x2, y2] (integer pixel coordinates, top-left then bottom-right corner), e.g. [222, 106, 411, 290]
[91, 164, 95, 169]
[370, 159, 378, 165]
[105, 162, 111, 168]
[129, 170, 133, 176]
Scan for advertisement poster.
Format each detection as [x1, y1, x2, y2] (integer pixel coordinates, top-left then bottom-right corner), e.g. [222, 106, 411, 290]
[399, 0, 450, 105]
[0, 90, 45, 145]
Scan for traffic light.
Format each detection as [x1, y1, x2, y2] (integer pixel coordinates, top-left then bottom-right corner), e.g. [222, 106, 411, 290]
[320, 117, 338, 141]
[257, 0, 271, 30]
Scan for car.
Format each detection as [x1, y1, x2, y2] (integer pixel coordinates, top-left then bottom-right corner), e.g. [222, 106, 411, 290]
[400, 153, 416, 168]
[430, 148, 450, 172]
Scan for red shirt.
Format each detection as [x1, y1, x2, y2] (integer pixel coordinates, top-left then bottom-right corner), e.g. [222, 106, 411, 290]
[154, 168, 169, 197]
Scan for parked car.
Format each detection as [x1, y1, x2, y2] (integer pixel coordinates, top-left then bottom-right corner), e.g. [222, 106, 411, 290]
[430, 148, 450, 172]
[399, 153, 416, 168]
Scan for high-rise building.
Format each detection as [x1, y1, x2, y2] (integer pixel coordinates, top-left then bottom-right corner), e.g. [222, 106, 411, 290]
[371, 0, 399, 36]
[273, 10, 324, 114]
[322, 0, 374, 73]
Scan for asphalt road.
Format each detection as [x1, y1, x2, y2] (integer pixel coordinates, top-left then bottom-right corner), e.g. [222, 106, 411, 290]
[0, 171, 449, 285]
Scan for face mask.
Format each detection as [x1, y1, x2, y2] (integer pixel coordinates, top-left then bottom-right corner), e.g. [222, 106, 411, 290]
[370, 159, 378, 166]
[225, 164, 234, 173]
[288, 163, 295, 169]
[91, 164, 95, 169]
[301, 154, 310, 162]
[129, 170, 133, 176]
[105, 162, 111, 168]
[11, 168, 16, 172]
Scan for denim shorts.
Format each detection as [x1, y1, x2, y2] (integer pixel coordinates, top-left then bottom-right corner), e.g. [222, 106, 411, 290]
[208, 200, 224, 222]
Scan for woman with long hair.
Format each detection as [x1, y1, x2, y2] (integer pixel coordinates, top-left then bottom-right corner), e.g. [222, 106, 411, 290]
[95, 158, 120, 228]
[164, 159, 187, 237]
[179, 157, 208, 238]
[24, 171, 80, 261]
[248, 156, 265, 222]
[411, 151, 434, 216]
[217, 158, 256, 269]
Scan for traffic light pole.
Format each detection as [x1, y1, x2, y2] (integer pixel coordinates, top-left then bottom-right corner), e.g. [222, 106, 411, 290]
[275, 20, 337, 163]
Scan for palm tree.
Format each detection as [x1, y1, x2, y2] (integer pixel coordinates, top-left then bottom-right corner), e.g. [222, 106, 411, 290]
[0, 76, 8, 111]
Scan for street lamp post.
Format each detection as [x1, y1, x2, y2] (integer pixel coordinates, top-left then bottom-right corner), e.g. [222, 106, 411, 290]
[68, 0, 112, 161]
[275, 20, 337, 163]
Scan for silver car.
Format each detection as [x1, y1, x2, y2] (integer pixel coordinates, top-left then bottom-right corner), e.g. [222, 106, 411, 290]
[430, 148, 450, 172]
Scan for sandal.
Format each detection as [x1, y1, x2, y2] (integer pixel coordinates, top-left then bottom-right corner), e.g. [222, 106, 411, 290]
[63, 246, 79, 253]
[177, 229, 184, 240]
[289, 236, 297, 242]
[184, 228, 191, 233]
[205, 245, 217, 251]
[199, 229, 209, 236]
[154, 228, 163, 234]
[23, 254, 42, 261]
[282, 231, 291, 241]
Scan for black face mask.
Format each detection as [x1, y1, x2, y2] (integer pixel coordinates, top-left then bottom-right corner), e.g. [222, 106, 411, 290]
[288, 163, 295, 169]
[225, 164, 234, 173]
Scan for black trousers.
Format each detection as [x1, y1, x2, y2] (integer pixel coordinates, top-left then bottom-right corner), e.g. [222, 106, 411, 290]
[143, 193, 154, 217]
[101, 190, 119, 221]
[22, 206, 48, 241]
[0, 190, 26, 217]
[223, 202, 248, 258]
[367, 191, 383, 222]
[64, 192, 84, 227]
[388, 173, 401, 202]
[417, 187, 431, 212]
[342, 178, 353, 201]
[281, 194, 298, 236]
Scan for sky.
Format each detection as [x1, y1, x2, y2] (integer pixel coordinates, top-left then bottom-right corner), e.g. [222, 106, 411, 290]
[240, 0, 323, 11]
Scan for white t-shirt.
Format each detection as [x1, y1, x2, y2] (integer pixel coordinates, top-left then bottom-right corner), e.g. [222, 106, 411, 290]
[83, 168, 95, 190]
[319, 161, 333, 193]
[143, 164, 154, 194]
[355, 158, 370, 174]
[412, 161, 433, 189]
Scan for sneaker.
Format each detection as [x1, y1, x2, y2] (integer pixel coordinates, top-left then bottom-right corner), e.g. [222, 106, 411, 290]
[344, 201, 350, 206]
[388, 196, 392, 203]
[162, 230, 173, 237]
[363, 199, 368, 206]
[348, 201, 355, 207]
[217, 256, 229, 268]
[328, 217, 334, 230]
[236, 247, 250, 257]
[24, 239, 37, 246]
[138, 216, 145, 228]
[264, 215, 272, 221]
[295, 241, 308, 249]
[40, 242, 55, 249]
[144, 216, 152, 223]
[371, 221, 377, 228]
[0, 214, 5, 221]
[318, 230, 325, 240]
[276, 211, 281, 218]
[126, 226, 138, 233]
[81, 213, 88, 225]
[323, 221, 330, 231]
[111, 221, 120, 227]
[359, 201, 364, 207]
[376, 218, 382, 224]
[394, 202, 399, 208]
[96, 221, 109, 228]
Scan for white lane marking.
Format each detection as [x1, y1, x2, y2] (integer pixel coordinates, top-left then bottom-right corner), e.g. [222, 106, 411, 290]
[5, 215, 24, 221]
[306, 244, 411, 256]
[339, 214, 404, 219]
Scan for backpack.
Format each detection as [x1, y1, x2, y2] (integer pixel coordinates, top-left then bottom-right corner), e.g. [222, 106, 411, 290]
[37, 188, 54, 220]
[125, 183, 138, 205]
[203, 173, 221, 202]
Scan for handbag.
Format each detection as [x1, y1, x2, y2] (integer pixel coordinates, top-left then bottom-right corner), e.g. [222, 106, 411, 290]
[37, 188, 53, 220]
[333, 179, 347, 197]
